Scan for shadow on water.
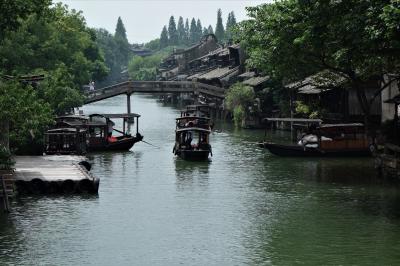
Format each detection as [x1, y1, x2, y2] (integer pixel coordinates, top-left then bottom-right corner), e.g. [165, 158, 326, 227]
[174, 158, 210, 189]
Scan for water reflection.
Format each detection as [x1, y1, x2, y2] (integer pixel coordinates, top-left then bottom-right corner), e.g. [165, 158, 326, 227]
[174, 159, 210, 190]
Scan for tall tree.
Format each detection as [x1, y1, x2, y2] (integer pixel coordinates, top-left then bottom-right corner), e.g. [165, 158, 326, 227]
[168, 16, 178, 45]
[115, 16, 128, 41]
[225, 11, 237, 41]
[177, 16, 185, 45]
[208, 25, 214, 35]
[114, 16, 131, 67]
[196, 19, 203, 41]
[184, 18, 190, 45]
[215, 9, 225, 43]
[160, 25, 169, 48]
[203, 27, 209, 36]
[189, 18, 197, 44]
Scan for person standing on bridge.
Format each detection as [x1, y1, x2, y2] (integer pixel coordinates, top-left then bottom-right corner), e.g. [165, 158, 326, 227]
[89, 81, 95, 91]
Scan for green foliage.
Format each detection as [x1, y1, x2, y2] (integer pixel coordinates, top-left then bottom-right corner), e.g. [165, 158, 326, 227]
[189, 18, 198, 44]
[295, 101, 324, 119]
[225, 83, 255, 127]
[0, 0, 51, 39]
[233, 105, 245, 127]
[0, 80, 53, 154]
[0, 3, 107, 154]
[145, 38, 160, 51]
[215, 9, 225, 43]
[168, 16, 178, 45]
[207, 25, 214, 35]
[225, 11, 237, 41]
[0, 4, 108, 85]
[0, 145, 14, 170]
[160, 26, 169, 49]
[236, 0, 400, 125]
[295, 101, 310, 116]
[196, 19, 203, 41]
[115, 16, 128, 41]
[177, 17, 186, 44]
[128, 51, 169, 81]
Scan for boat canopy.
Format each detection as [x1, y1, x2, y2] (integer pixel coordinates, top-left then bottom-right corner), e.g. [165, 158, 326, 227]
[90, 113, 141, 119]
[263, 117, 323, 123]
[318, 123, 364, 128]
[176, 116, 211, 121]
[176, 127, 211, 133]
[46, 128, 87, 133]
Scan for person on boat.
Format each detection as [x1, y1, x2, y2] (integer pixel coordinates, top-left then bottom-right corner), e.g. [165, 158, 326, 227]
[107, 120, 115, 137]
[199, 135, 209, 150]
[185, 133, 193, 149]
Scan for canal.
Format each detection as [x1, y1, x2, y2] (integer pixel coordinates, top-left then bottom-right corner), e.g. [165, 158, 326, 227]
[1, 94, 400, 265]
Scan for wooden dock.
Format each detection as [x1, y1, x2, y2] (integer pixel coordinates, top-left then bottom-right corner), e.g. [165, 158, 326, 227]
[13, 156, 99, 194]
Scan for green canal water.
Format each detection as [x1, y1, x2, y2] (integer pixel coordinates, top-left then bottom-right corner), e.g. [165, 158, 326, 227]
[1, 94, 400, 265]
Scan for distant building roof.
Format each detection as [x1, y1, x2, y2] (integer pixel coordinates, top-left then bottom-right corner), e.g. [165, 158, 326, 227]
[198, 66, 239, 81]
[238, 72, 256, 79]
[242, 76, 269, 87]
[286, 70, 346, 91]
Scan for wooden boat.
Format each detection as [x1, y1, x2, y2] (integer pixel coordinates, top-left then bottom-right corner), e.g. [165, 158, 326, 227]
[47, 113, 143, 153]
[86, 114, 143, 152]
[173, 127, 212, 161]
[44, 127, 87, 155]
[259, 123, 371, 157]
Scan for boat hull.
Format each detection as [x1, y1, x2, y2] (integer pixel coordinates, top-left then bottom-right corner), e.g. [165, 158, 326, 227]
[175, 149, 210, 161]
[88, 136, 141, 152]
[259, 142, 371, 157]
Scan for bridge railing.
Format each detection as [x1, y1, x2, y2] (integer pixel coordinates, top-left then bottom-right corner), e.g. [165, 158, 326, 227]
[84, 80, 226, 104]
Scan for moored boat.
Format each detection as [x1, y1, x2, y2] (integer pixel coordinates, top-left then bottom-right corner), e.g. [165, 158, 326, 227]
[259, 123, 371, 157]
[45, 113, 143, 153]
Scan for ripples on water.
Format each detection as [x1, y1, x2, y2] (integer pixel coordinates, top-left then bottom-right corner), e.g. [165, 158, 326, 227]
[1, 94, 400, 265]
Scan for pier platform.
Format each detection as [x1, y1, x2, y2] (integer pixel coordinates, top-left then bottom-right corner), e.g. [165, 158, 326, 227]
[13, 156, 99, 194]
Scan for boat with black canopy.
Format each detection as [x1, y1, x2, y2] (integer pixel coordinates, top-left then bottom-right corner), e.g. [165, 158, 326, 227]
[259, 119, 371, 157]
[48, 113, 143, 152]
[173, 111, 213, 161]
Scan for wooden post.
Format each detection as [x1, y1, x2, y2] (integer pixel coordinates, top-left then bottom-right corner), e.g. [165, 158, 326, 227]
[136, 117, 139, 134]
[127, 93, 131, 115]
[1, 175, 10, 213]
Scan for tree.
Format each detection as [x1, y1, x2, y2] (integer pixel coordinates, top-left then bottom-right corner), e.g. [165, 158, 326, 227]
[237, 0, 400, 129]
[225, 83, 255, 127]
[225, 11, 237, 41]
[168, 16, 178, 45]
[184, 18, 190, 44]
[145, 38, 160, 51]
[160, 25, 169, 48]
[215, 9, 225, 43]
[177, 16, 186, 45]
[115, 16, 128, 41]
[196, 19, 203, 41]
[0, 0, 51, 39]
[189, 18, 198, 44]
[203, 27, 209, 36]
[0, 3, 108, 153]
[208, 25, 214, 35]
[114, 17, 131, 68]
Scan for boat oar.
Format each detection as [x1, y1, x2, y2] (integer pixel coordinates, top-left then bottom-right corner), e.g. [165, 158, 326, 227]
[140, 140, 161, 149]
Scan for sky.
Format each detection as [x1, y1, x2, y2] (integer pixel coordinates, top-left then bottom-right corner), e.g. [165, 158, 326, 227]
[58, 0, 268, 43]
